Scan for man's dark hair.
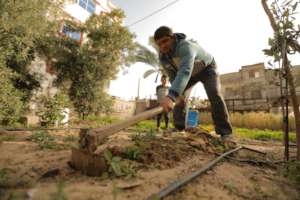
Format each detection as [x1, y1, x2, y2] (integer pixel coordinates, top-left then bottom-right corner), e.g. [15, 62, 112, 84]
[161, 74, 167, 79]
[154, 26, 173, 41]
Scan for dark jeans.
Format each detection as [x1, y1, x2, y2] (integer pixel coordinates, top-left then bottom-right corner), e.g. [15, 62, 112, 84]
[173, 61, 232, 136]
[157, 112, 169, 128]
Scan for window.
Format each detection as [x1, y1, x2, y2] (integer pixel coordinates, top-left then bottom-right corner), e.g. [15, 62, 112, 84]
[249, 70, 260, 78]
[62, 24, 81, 42]
[78, 0, 96, 14]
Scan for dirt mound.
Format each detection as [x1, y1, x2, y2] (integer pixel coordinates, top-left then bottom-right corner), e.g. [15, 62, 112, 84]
[99, 128, 225, 170]
[134, 136, 198, 168]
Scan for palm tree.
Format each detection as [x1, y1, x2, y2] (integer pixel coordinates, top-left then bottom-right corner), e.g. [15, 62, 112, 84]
[135, 38, 198, 79]
[135, 43, 162, 80]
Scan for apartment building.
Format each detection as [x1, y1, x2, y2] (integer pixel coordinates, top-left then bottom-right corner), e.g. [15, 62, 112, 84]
[220, 63, 300, 112]
[27, 0, 116, 124]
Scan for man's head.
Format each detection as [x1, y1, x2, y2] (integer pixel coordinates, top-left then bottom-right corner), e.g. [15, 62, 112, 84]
[154, 26, 175, 54]
[161, 74, 167, 86]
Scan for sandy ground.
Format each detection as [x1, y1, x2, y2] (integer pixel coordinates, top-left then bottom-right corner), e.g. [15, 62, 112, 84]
[0, 128, 299, 200]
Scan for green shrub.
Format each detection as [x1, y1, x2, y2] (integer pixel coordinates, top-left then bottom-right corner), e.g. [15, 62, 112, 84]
[29, 130, 60, 149]
[37, 93, 69, 127]
[0, 64, 24, 126]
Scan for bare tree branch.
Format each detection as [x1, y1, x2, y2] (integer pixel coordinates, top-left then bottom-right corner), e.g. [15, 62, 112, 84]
[262, 0, 278, 31]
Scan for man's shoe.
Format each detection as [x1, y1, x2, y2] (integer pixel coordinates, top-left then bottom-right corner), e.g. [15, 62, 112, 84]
[221, 134, 237, 147]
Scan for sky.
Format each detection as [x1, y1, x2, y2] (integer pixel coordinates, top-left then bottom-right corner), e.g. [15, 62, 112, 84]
[108, 0, 300, 100]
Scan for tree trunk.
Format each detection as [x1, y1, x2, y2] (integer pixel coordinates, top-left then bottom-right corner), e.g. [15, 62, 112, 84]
[286, 64, 300, 160]
[262, 0, 300, 160]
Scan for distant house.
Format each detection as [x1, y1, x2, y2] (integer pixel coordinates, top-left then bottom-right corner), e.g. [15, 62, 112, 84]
[111, 97, 135, 118]
[220, 63, 300, 112]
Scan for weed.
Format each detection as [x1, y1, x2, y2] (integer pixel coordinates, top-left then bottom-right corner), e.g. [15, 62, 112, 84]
[123, 146, 141, 160]
[223, 180, 235, 192]
[253, 182, 263, 194]
[112, 179, 122, 200]
[99, 172, 109, 180]
[63, 135, 78, 142]
[250, 182, 270, 199]
[0, 168, 7, 186]
[103, 150, 136, 178]
[6, 191, 27, 200]
[145, 129, 156, 139]
[51, 182, 68, 200]
[148, 196, 160, 200]
[280, 161, 300, 185]
[29, 131, 61, 150]
[0, 135, 16, 142]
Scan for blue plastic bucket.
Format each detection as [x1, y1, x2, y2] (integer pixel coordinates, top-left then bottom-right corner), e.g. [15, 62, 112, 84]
[187, 110, 199, 128]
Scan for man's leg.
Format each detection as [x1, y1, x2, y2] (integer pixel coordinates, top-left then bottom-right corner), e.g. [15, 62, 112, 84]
[164, 112, 169, 128]
[173, 104, 185, 130]
[202, 70, 232, 136]
[157, 113, 162, 129]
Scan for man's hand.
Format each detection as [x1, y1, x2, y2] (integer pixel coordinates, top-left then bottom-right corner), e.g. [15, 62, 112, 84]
[160, 96, 174, 112]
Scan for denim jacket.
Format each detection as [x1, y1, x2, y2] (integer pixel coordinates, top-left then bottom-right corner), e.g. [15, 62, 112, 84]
[159, 33, 214, 101]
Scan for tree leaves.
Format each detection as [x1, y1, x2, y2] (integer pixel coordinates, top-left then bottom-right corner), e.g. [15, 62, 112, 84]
[0, 63, 24, 125]
[143, 69, 157, 78]
[51, 9, 136, 117]
[263, 0, 300, 59]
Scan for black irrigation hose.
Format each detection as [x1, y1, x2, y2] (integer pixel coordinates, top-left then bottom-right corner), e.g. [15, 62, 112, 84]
[145, 146, 244, 200]
[0, 127, 84, 132]
[242, 146, 267, 155]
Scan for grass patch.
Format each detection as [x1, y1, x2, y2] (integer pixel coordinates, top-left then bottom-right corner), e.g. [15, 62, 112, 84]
[0, 169, 7, 186]
[71, 115, 120, 128]
[280, 161, 300, 186]
[130, 120, 156, 132]
[234, 127, 296, 142]
[29, 131, 65, 150]
[51, 182, 68, 200]
[85, 115, 120, 125]
[199, 112, 295, 131]
[200, 124, 296, 142]
[0, 135, 16, 142]
[129, 120, 174, 132]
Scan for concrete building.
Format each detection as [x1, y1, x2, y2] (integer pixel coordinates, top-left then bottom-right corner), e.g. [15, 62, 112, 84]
[220, 63, 300, 112]
[62, 0, 116, 43]
[111, 97, 135, 118]
[63, 0, 116, 23]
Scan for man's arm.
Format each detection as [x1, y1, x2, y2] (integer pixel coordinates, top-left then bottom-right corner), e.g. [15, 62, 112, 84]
[168, 42, 196, 101]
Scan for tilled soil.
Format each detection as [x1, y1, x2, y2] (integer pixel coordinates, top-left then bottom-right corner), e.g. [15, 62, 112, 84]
[0, 128, 299, 200]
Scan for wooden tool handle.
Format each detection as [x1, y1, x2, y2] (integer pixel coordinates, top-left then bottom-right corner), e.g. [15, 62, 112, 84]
[80, 106, 164, 153]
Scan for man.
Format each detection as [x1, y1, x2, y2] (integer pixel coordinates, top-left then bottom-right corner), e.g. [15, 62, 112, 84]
[156, 74, 169, 131]
[154, 26, 233, 140]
